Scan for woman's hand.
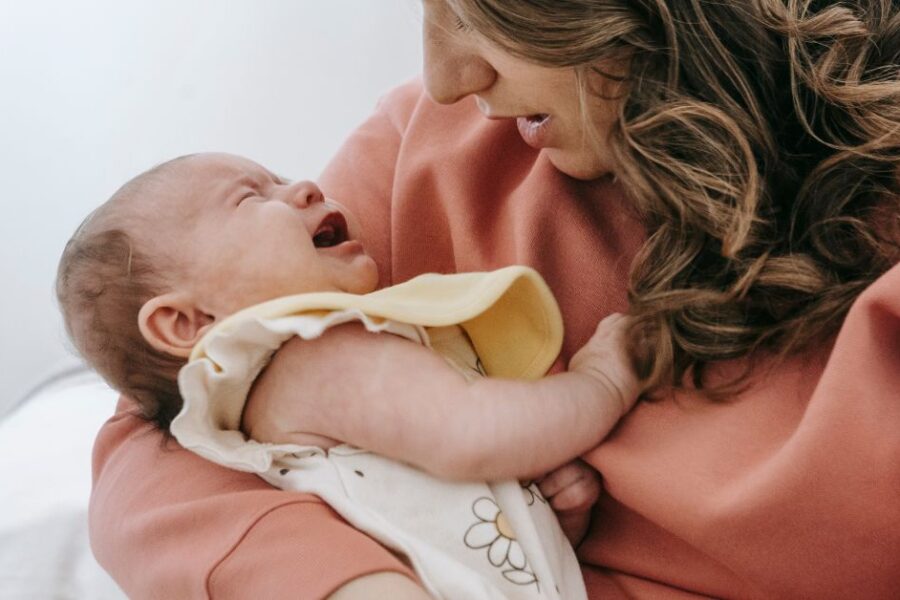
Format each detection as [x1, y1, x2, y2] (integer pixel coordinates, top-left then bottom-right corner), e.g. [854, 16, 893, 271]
[568, 313, 642, 419]
[537, 460, 602, 547]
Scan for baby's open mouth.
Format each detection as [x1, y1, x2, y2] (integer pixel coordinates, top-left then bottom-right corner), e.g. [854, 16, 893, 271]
[313, 211, 349, 248]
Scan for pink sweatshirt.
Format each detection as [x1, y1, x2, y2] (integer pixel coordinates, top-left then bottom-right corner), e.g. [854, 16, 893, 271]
[89, 80, 900, 599]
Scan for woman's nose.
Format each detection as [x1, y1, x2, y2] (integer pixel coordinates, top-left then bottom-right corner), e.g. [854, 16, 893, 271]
[282, 180, 324, 208]
[422, 25, 496, 104]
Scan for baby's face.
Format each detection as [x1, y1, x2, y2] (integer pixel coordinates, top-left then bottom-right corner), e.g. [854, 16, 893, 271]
[158, 153, 379, 317]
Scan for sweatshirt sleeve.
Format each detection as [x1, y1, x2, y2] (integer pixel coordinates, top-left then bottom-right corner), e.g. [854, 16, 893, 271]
[88, 82, 424, 600]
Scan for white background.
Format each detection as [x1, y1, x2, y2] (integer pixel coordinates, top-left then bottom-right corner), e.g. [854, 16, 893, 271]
[0, 0, 424, 416]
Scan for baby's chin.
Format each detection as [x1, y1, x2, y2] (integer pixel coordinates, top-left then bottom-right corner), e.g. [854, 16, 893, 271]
[345, 254, 380, 294]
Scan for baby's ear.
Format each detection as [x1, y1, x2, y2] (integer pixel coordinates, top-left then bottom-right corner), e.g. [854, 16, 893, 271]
[138, 293, 215, 358]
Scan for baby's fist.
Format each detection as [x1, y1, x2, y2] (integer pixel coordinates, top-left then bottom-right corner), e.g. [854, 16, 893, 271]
[538, 460, 602, 545]
[568, 313, 641, 417]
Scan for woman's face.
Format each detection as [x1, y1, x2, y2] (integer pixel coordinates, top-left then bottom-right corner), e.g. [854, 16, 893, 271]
[421, 0, 623, 180]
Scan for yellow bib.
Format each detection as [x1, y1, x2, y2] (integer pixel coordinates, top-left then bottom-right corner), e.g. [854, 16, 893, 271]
[191, 265, 563, 380]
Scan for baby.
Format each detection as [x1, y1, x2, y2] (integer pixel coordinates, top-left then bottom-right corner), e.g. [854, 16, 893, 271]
[57, 153, 641, 600]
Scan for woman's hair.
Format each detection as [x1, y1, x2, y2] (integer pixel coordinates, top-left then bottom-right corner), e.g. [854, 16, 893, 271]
[451, 0, 900, 394]
[56, 159, 189, 430]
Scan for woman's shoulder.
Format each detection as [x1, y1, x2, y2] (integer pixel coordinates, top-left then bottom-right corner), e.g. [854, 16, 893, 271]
[374, 78, 426, 133]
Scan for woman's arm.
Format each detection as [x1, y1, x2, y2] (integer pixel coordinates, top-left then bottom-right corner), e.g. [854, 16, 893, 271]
[90, 404, 421, 598]
[243, 315, 640, 482]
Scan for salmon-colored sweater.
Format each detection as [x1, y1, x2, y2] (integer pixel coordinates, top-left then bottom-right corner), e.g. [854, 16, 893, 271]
[89, 80, 900, 599]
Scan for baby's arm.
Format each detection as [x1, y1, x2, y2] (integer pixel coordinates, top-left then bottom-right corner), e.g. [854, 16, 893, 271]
[243, 314, 640, 481]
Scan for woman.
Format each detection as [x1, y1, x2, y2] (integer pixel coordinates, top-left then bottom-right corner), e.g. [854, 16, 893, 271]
[90, 0, 900, 598]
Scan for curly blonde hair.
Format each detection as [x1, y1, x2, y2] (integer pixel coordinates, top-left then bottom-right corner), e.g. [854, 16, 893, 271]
[450, 0, 900, 394]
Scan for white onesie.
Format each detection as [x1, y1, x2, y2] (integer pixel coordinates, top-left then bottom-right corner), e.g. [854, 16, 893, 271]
[171, 267, 588, 600]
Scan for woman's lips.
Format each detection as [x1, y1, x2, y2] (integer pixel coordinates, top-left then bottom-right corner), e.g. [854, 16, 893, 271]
[516, 114, 552, 148]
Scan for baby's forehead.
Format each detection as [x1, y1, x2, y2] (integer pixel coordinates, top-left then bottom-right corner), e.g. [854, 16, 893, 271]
[178, 153, 271, 181]
[154, 154, 270, 211]
[136, 153, 292, 222]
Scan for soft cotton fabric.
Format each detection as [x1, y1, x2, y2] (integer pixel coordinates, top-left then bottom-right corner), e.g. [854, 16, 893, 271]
[170, 267, 583, 599]
[89, 79, 900, 599]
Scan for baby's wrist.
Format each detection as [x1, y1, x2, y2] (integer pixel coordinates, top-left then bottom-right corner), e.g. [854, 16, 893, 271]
[572, 368, 633, 419]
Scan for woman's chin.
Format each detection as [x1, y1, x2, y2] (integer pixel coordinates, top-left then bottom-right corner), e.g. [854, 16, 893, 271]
[545, 148, 611, 181]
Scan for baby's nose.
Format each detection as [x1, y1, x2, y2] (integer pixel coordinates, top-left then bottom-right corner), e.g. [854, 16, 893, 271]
[284, 180, 324, 208]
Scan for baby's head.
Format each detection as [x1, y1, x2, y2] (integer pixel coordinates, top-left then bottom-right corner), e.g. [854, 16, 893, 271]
[57, 152, 378, 428]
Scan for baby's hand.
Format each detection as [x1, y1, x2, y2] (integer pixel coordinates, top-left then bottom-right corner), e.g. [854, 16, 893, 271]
[568, 313, 642, 418]
[537, 460, 602, 546]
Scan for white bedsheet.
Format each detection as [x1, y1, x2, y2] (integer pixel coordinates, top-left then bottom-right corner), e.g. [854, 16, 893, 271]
[0, 368, 125, 599]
